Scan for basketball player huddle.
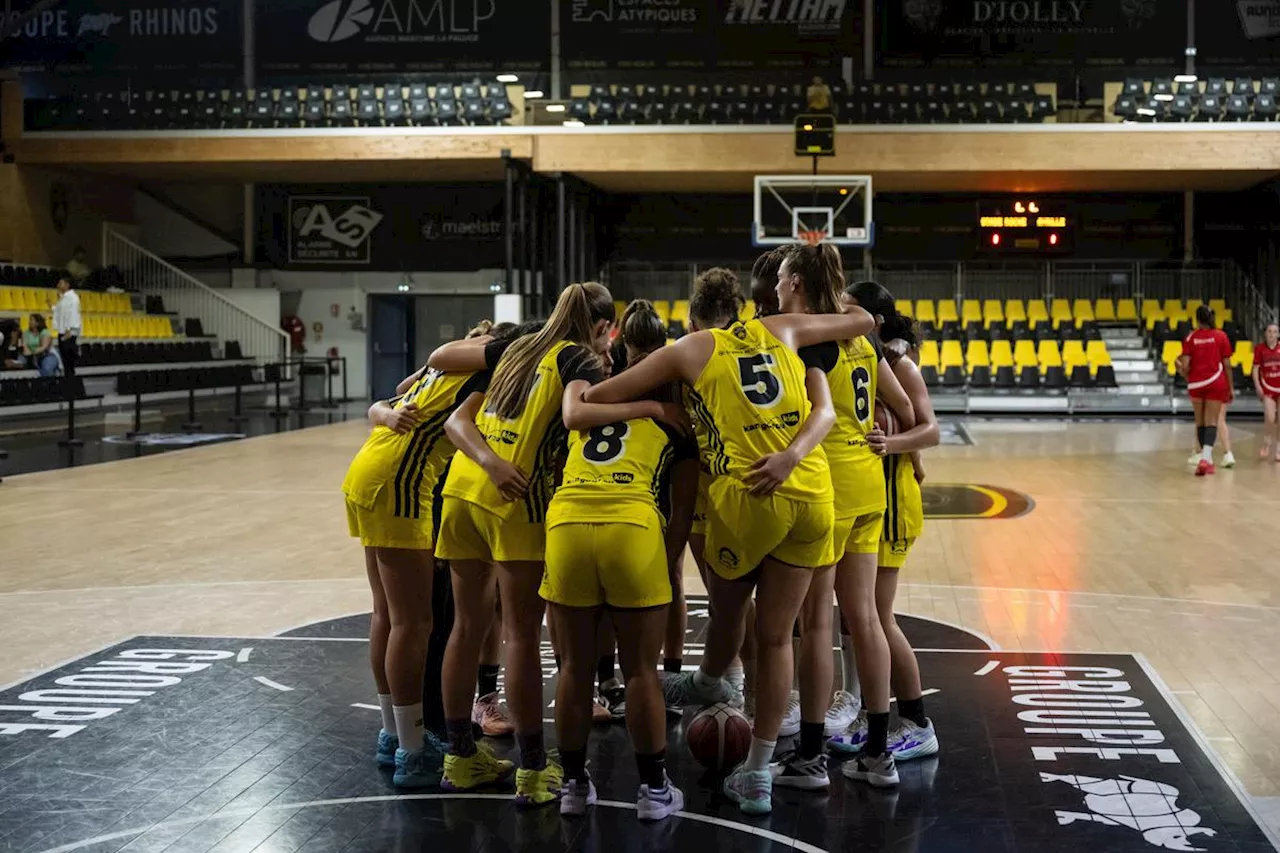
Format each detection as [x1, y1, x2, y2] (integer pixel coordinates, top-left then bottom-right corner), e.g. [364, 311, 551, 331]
[341, 243, 941, 821]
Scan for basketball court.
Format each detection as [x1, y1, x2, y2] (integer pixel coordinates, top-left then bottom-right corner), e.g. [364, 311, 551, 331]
[2, 415, 1278, 852]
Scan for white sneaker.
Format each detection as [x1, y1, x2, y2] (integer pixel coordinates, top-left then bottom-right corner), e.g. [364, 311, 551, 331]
[889, 717, 940, 761]
[842, 751, 899, 787]
[824, 690, 860, 737]
[560, 775, 597, 817]
[1222, 451, 1236, 469]
[1187, 451, 1202, 465]
[725, 665, 745, 696]
[637, 775, 684, 821]
[769, 748, 830, 790]
[779, 689, 801, 738]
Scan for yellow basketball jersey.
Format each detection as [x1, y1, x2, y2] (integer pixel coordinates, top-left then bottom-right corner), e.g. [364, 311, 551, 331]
[343, 367, 488, 519]
[802, 336, 886, 517]
[688, 319, 832, 504]
[549, 417, 692, 526]
[442, 341, 601, 523]
[883, 452, 924, 542]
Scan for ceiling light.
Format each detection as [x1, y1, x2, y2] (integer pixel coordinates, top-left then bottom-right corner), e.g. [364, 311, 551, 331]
[496, 74, 518, 83]
[545, 104, 566, 112]
[563, 119, 585, 127]
[524, 90, 544, 99]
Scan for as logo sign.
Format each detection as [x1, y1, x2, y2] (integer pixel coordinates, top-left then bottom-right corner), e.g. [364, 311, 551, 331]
[308, 0, 375, 42]
[288, 197, 383, 265]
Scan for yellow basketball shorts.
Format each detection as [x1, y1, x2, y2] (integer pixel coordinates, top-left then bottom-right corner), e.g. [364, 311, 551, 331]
[690, 473, 711, 536]
[879, 537, 916, 569]
[704, 478, 836, 579]
[834, 510, 886, 557]
[345, 488, 433, 551]
[541, 510, 672, 609]
[435, 496, 545, 563]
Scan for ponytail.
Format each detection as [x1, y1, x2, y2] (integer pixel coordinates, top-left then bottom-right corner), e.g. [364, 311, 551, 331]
[485, 282, 614, 419]
[750, 249, 786, 318]
[782, 243, 844, 315]
[690, 267, 745, 330]
[620, 299, 667, 354]
[846, 280, 918, 348]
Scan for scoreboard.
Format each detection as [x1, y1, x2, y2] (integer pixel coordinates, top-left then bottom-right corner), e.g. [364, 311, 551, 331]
[977, 199, 1074, 254]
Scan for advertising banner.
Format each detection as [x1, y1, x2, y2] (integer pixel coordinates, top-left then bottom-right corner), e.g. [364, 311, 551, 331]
[877, 0, 1184, 69]
[0, 0, 241, 72]
[255, 0, 550, 73]
[1197, 1, 1280, 69]
[562, 0, 858, 70]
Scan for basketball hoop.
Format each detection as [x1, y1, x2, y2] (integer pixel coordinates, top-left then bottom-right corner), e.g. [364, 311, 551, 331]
[798, 229, 827, 247]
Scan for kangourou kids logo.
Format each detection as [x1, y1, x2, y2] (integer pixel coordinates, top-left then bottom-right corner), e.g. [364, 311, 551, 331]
[288, 197, 384, 264]
[306, 0, 500, 44]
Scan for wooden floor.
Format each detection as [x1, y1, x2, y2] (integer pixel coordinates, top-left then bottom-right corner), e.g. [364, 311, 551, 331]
[3, 417, 1279, 816]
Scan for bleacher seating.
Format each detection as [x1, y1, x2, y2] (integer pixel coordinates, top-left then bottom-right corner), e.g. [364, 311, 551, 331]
[0, 376, 85, 407]
[25, 80, 518, 131]
[1110, 76, 1279, 123]
[565, 81, 1056, 126]
[79, 340, 216, 367]
[116, 365, 256, 396]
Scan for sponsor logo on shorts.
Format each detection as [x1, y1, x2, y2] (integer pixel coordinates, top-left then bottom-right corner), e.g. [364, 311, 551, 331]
[733, 324, 747, 339]
[717, 547, 739, 568]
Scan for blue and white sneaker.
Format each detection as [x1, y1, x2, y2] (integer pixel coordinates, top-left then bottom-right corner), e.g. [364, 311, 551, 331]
[375, 729, 399, 768]
[723, 767, 773, 815]
[637, 774, 685, 821]
[393, 732, 447, 789]
[826, 709, 868, 755]
[661, 671, 742, 709]
[889, 718, 939, 761]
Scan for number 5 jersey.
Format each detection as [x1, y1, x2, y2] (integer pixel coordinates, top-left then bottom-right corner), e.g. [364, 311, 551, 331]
[685, 319, 833, 505]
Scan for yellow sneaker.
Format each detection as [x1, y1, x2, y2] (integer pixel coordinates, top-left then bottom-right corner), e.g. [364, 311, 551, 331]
[440, 742, 515, 792]
[515, 760, 564, 809]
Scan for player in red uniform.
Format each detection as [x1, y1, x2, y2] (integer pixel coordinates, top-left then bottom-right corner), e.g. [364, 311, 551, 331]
[1176, 305, 1234, 476]
[1253, 323, 1280, 461]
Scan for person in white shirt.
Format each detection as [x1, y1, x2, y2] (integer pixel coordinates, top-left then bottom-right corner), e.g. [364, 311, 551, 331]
[52, 274, 82, 379]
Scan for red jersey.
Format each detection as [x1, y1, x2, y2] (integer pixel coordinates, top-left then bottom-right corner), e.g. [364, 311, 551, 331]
[1181, 328, 1232, 390]
[1255, 342, 1280, 393]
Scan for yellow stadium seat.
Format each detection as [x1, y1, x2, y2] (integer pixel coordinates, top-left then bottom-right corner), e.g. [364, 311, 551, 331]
[740, 300, 755, 321]
[0, 289, 15, 312]
[982, 299, 1004, 329]
[990, 340, 1014, 367]
[651, 300, 671, 324]
[914, 300, 937, 324]
[1037, 340, 1063, 368]
[940, 340, 965, 368]
[966, 339, 990, 367]
[1094, 299, 1116, 322]
[670, 300, 689, 323]
[1086, 340, 1110, 363]
[41, 289, 56, 310]
[1160, 340, 1182, 373]
[894, 300, 913, 318]
[1116, 299, 1138, 322]
[1145, 309, 1166, 332]
[918, 340, 940, 368]
[1232, 340, 1253, 368]
[1026, 300, 1049, 329]
[1071, 299, 1095, 326]
[158, 318, 173, 338]
[937, 300, 959, 324]
[1014, 339, 1038, 368]
[1062, 340, 1087, 367]
[1004, 300, 1027, 326]
[1049, 299, 1072, 329]
[961, 300, 982, 327]
[1185, 299, 1202, 317]
[1218, 309, 1233, 327]
[1141, 299, 1161, 321]
[81, 291, 99, 313]
[1209, 299, 1227, 317]
[613, 301, 626, 320]
[1090, 350, 1113, 376]
[1162, 299, 1183, 318]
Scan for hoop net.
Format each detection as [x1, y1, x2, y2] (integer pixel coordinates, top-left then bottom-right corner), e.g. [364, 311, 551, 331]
[797, 229, 827, 247]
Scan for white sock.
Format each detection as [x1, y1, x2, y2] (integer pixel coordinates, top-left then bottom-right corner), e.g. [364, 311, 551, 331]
[393, 702, 425, 752]
[1202, 444, 1214, 463]
[693, 669, 722, 692]
[725, 663, 745, 692]
[745, 736, 776, 772]
[840, 635, 860, 698]
[378, 694, 395, 734]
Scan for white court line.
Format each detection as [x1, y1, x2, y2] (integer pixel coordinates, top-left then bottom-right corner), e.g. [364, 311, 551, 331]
[973, 660, 1001, 676]
[1116, 607, 1152, 613]
[30, 794, 829, 853]
[253, 676, 294, 692]
[0, 635, 142, 692]
[0, 578, 366, 598]
[236, 647, 253, 663]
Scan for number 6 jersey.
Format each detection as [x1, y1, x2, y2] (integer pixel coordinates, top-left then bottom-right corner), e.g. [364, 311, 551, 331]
[687, 319, 833, 504]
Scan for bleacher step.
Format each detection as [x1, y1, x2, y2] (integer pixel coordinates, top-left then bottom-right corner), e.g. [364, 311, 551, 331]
[1110, 358, 1157, 371]
[1115, 370, 1162, 384]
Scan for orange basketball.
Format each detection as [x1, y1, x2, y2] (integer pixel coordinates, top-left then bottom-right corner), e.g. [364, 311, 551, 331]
[686, 702, 752, 772]
[874, 402, 897, 435]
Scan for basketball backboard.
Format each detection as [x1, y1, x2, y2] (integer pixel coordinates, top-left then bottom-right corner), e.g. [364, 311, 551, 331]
[753, 175, 874, 248]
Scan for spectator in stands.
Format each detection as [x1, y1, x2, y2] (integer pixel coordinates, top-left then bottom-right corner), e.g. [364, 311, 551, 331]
[23, 314, 58, 377]
[807, 76, 832, 113]
[52, 273, 82, 380]
[3, 323, 26, 370]
[65, 246, 91, 287]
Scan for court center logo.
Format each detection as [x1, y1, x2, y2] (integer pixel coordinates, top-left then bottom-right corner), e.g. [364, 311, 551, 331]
[1044, 774, 1216, 851]
[1236, 0, 1280, 39]
[306, 0, 499, 43]
[288, 197, 383, 265]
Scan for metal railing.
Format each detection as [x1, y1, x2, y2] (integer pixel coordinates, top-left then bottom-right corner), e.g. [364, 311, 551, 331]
[102, 229, 290, 367]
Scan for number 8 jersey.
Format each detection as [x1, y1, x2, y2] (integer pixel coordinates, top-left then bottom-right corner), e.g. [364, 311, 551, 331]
[688, 319, 833, 504]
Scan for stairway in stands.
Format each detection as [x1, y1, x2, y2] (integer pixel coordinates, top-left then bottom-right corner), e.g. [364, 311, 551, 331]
[1099, 325, 1166, 402]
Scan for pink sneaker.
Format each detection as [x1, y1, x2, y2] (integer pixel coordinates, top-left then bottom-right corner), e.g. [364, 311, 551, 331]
[471, 692, 514, 737]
